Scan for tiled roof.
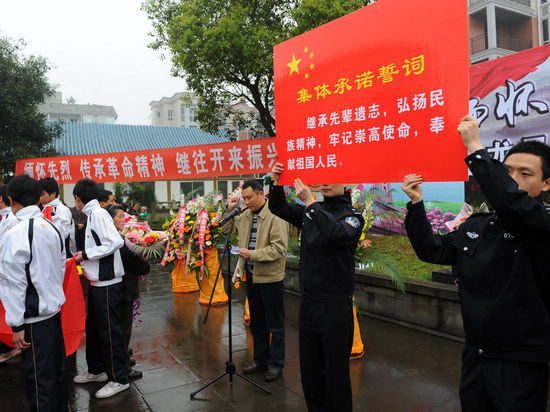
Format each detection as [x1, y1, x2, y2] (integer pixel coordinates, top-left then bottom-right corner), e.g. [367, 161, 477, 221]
[45, 103, 118, 118]
[53, 123, 229, 156]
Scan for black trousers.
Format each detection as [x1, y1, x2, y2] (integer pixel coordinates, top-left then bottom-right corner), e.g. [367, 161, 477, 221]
[120, 300, 134, 373]
[22, 313, 67, 412]
[460, 345, 549, 412]
[299, 295, 354, 412]
[246, 277, 285, 371]
[85, 283, 128, 384]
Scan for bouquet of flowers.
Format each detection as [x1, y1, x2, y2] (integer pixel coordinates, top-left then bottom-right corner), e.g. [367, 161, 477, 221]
[425, 207, 456, 234]
[121, 215, 168, 260]
[161, 193, 225, 287]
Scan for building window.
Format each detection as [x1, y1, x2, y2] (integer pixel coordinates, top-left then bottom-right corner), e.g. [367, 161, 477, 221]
[100, 116, 114, 124]
[157, 111, 161, 118]
[189, 106, 197, 123]
[231, 181, 242, 192]
[544, 19, 549, 45]
[180, 105, 186, 124]
[180, 181, 205, 201]
[217, 181, 228, 196]
[168, 110, 173, 121]
[82, 115, 95, 123]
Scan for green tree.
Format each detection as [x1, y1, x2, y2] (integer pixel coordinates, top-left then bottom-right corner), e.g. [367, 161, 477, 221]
[142, 0, 373, 138]
[0, 36, 61, 182]
[115, 182, 157, 215]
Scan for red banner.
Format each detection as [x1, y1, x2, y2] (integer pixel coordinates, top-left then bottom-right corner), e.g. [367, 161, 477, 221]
[469, 44, 550, 160]
[15, 138, 277, 183]
[274, 0, 469, 185]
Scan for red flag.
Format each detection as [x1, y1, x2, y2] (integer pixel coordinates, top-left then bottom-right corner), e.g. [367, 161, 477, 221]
[0, 301, 12, 347]
[0, 257, 85, 356]
[42, 205, 53, 222]
[60, 257, 86, 355]
[470, 44, 550, 99]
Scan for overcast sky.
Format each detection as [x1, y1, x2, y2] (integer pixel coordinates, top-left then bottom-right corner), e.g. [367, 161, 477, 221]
[0, 0, 186, 125]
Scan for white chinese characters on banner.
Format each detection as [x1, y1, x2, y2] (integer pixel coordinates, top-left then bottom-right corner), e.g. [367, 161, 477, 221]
[286, 90, 446, 171]
[17, 139, 277, 183]
[151, 154, 165, 177]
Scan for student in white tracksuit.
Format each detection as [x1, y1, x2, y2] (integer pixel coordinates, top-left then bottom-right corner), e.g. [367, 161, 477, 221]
[39, 177, 76, 257]
[71, 178, 129, 399]
[0, 175, 66, 412]
[0, 185, 20, 363]
[0, 184, 15, 241]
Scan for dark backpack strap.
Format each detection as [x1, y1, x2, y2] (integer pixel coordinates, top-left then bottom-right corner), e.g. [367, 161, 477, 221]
[24, 219, 39, 319]
[44, 219, 64, 252]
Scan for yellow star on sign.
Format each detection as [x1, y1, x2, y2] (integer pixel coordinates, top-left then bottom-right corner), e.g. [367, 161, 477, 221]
[304, 46, 309, 53]
[287, 54, 302, 76]
[305, 73, 309, 79]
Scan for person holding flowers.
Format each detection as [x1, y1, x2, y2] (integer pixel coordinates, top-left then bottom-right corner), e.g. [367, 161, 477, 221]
[107, 204, 149, 381]
[223, 180, 289, 382]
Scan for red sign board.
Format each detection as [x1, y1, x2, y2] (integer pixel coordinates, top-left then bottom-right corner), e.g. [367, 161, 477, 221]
[274, 0, 469, 184]
[15, 138, 276, 183]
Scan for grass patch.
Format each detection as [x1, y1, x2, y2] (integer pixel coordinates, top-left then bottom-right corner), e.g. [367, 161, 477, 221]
[367, 234, 450, 281]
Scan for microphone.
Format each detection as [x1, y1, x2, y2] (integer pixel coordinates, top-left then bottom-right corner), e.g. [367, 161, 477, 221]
[218, 206, 248, 226]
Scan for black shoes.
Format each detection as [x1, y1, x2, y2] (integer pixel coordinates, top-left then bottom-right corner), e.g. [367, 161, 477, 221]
[264, 368, 282, 382]
[243, 363, 267, 374]
[128, 369, 143, 380]
[243, 363, 282, 381]
[129, 358, 136, 367]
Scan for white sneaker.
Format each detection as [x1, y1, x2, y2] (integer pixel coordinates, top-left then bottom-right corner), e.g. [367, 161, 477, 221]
[95, 381, 130, 398]
[73, 372, 108, 384]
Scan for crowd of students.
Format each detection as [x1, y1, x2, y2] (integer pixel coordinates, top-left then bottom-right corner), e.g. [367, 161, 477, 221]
[0, 177, 149, 411]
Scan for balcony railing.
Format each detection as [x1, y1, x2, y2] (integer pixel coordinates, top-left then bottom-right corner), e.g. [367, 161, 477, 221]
[471, 34, 488, 54]
[471, 33, 532, 53]
[470, 0, 531, 6]
[497, 32, 532, 51]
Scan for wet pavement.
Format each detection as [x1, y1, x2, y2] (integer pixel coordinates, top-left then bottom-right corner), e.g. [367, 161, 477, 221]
[0, 264, 478, 411]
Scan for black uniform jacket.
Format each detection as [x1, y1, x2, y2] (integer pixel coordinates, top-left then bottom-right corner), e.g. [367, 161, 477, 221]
[406, 149, 550, 362]
[269, 185, 364, 299]
[119, 238, 150, 303]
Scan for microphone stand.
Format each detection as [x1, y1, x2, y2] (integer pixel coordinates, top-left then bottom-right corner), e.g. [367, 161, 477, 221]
[190, 213, 271, 399]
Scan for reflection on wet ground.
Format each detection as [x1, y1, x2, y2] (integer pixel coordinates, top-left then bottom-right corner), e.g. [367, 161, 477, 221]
[0, 263, 487, 411]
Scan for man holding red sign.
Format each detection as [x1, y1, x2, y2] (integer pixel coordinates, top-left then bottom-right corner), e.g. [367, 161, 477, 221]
[269, 166, 363, 411]
[403, 115, 550, 411]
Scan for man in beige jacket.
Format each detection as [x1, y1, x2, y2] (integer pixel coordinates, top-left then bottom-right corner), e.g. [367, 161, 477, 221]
[224, 180, 288, 382]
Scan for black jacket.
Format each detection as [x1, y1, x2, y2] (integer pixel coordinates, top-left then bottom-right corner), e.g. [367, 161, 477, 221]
[269, 186, 364, 299]
[405, 149, 550, 362]
[119, 239, 150, 302]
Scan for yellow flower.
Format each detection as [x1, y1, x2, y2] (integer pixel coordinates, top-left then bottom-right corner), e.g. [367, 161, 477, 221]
[359, 232, 366, 241]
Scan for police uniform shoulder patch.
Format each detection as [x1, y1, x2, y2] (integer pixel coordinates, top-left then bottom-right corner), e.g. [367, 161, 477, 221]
[345, 216, 360, 228]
